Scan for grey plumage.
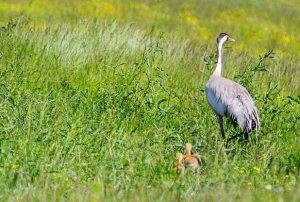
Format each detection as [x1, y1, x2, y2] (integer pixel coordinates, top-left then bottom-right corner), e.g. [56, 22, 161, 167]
[205, 33, 260, 141]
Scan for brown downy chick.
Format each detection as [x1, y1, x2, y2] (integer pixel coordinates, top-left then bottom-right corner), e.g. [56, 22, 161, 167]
[174, 153, 185, 174]
[183, 143, 206, 171]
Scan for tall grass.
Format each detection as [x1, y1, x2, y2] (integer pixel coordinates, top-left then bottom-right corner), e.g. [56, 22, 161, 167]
[0, 0, 299, 201]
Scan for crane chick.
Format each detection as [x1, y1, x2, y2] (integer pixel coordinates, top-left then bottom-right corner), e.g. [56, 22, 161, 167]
[174, 143, 206, 173]
[174, 153, 185, 174]
[183, 143, 206, 171]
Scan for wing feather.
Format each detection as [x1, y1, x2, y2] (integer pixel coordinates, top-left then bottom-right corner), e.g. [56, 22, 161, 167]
[205, 75, 260, 134]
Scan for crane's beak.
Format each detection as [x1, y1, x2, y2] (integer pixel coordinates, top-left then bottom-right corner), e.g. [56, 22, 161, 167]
[228, 37, 235, 42]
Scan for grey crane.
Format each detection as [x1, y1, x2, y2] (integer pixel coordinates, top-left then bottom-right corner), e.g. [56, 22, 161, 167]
[205, 33, 260, 142]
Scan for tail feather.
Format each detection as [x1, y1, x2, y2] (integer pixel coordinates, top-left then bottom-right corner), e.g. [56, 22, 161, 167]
[228, 95, 260, 136]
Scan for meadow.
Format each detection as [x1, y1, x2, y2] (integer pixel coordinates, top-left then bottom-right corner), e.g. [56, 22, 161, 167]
[0, 0, 299, 201]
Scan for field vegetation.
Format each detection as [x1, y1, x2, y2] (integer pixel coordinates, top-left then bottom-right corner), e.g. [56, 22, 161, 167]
[0, 0, 299, 201]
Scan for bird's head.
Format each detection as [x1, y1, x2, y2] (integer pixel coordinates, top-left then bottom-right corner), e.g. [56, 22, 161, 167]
[176, 153, 184, 161]
[185, 142, 192, 155]
[216, 33, 235, 46]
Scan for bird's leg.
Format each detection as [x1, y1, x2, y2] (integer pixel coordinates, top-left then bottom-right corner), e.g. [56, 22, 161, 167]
[217, 115, 226, 140]
[227, 131, 244, 141]
[244, 132, 249, 141]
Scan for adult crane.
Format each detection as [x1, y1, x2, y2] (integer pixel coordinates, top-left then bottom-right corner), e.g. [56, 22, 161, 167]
[205, 33, 260, 142]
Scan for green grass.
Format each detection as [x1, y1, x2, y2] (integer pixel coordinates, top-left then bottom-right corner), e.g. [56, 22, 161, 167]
[0, 0, 299, 201]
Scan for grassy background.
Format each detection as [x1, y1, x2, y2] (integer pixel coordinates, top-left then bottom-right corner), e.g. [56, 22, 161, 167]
[0, 0, 299, 201]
